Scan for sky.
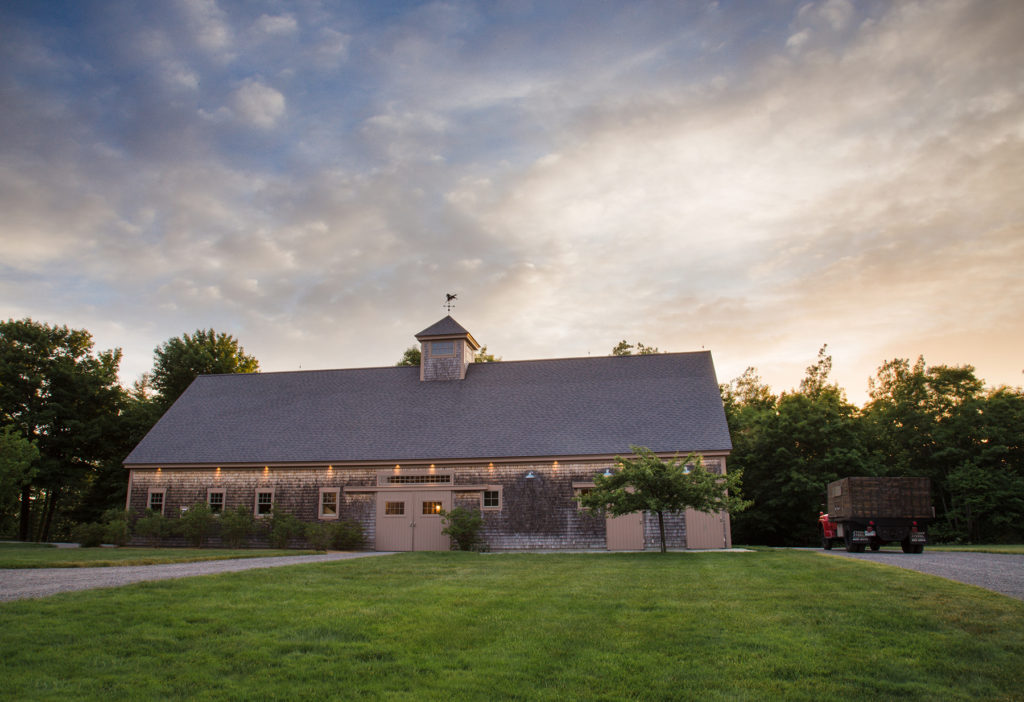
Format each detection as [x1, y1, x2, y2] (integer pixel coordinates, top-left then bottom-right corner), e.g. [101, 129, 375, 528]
[1, 0, 1022, 406]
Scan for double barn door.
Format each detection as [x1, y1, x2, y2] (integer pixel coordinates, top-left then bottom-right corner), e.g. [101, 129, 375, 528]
[375, 490, 451, 551]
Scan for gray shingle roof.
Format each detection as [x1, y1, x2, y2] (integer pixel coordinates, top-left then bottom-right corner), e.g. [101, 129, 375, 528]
[415, 315, 471, 338]
[124, 351, 732, 466]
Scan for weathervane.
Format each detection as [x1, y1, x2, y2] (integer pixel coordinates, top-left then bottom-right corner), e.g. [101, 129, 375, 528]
[444, 292, 457, 313]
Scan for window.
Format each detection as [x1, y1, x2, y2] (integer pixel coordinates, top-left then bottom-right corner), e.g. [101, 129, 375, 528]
[431, 341, 454, 356]
[384, 501, 405, 516]
[319, 488, 339, 520]
[574, 486, 594, 511]
[255, 490, 274, 517]
[387, 474, 452, 485]
[422, 501, 443, 515]
[207, 490, 224, 513]
[482, 489, 501, 510]
[147, 489, 165, 515]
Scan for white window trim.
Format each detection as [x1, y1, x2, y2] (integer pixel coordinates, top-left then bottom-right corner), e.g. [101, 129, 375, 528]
[318, 487, 340, 520]
[254, 488, 275, 518]
[147, 488, 166, 515]
[481, 486, 502, 511]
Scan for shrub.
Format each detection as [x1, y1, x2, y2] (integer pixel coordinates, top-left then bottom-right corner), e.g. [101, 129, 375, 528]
[331, 519, 364, 550]
[103, 519, 130, 546]
[179, 502, 215, 547]
[440, 507, 484, 551]
[74, 522, 106, 548]
[305, 522, 334, 551]
[134, 510, 170, 546]
[219, 505, 254, 548]
[268, 507, 304, 549]
[101, 508, 130, 546]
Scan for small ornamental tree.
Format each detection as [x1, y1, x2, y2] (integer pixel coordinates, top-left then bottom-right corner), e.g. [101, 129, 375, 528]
[579, 446, 751, 553]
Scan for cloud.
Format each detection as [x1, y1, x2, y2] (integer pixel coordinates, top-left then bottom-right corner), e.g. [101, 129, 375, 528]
[252, 13, 297, 37]
[179, 0, 233, 55]
[230, 78, 285, 128]
[0, 0, 1021, 400]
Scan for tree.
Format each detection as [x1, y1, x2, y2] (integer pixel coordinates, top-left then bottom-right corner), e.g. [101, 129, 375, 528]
[579, 446, 750, 552]
[396, 346, 421, 367]
[0, 319, 124, 541]
[0, 426, 39, 535]
[863, 357, 1022, 542]
[611, 340, 660, 356]
[474, 345, 500, 363]
[151, 329, 259, 409]
[724, 348, 871, 546]
[398, 344, 500, 365]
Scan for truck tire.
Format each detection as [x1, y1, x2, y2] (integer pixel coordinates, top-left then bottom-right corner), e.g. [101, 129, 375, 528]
[823, 537, 833, 550]
[901, 539, 917, 554]
[844, 530, 860, 553]
[870, 542, 881, 552]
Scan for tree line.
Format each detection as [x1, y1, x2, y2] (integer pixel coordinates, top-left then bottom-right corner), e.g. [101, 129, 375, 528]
[722, 347, 1024, 545]
[2, 318, 1021, 545]
[0, 320, 256, 541]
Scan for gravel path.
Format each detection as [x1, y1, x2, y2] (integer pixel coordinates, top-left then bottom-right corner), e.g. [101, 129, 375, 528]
[0, 552, 396, 602]
[817, 549, 1024, 600]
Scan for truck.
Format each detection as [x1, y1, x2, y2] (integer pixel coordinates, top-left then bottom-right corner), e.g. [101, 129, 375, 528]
[818, 477, 933, 553]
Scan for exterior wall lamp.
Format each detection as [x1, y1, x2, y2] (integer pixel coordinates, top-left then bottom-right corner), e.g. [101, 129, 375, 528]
[525, 471, 536, 479]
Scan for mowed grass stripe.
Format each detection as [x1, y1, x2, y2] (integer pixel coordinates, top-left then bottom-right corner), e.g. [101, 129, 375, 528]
[1, 551, 1021, 701]
[0, 546, 318, 568]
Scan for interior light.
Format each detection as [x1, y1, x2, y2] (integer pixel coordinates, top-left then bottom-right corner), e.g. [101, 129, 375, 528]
[525, 471, 536, 479]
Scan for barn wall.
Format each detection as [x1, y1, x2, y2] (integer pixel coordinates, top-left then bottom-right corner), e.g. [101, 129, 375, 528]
[127, 455, 725, 550]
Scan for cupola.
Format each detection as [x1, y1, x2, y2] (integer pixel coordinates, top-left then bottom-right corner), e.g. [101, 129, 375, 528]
[414, 316, 480, 381]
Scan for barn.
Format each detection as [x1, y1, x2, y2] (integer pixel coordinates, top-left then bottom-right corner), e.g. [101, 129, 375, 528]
[124, 316, 734, 550]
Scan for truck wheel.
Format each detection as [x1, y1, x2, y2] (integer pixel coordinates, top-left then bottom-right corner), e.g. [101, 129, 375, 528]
[823, 537, 833, 550]
[870, 542, 880, 552]
[901, 539, 915, 553]
[844, 531, 858, 553]
[914, 544, 924, 554]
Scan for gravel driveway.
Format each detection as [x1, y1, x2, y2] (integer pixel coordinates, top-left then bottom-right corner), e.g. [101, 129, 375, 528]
[818, 549, 1024, 600]
[0, 551, 395, 602]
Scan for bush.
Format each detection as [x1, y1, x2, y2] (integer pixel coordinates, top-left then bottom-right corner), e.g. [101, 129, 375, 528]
[100, 508, 130, 546]
[219, 505, 254, 548]
[305, 522, 334, 551]
[268, 507, 304, 549]
[440, 507, 484, 551]
[180, 502, 215, 547]
[134, 510, 170, 545]
[103, 519, 130, 546]
[331, 519, 364, 550]
[74, 522, 106, 548]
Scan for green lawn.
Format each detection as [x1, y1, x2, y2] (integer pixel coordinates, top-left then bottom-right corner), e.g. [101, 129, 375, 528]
[0, 544, 317, 568]
[1, 551, 1021, 701]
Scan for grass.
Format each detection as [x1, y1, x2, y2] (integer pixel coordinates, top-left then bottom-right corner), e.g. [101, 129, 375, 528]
[0, 544, 317, 568]
[1, 550, 1022, 701]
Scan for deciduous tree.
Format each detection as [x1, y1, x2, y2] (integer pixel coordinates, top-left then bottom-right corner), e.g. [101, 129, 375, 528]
[579, 446, 749, 552]
[0, 319, 123, 541]
[611, 340, 660, 356]
[151, 329, 259, 409]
